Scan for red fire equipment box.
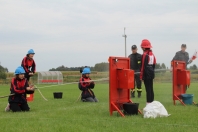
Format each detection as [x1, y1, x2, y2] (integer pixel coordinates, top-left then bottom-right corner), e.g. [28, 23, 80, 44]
[109, 56, 142, 117]
[172, 60, 194, 105]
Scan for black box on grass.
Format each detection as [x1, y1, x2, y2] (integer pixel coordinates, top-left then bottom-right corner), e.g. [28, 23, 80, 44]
[123, 103, 139, 115]
[53, 92, 63, 99]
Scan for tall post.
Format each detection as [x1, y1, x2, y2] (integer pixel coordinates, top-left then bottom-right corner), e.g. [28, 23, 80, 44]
[122, 27, 127, 57]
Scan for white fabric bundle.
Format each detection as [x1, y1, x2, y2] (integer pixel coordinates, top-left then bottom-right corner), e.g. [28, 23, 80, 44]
[143, 101, 171, 118]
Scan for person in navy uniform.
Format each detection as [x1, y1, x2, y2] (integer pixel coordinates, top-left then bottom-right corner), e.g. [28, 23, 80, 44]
[128, 45, 142, 98]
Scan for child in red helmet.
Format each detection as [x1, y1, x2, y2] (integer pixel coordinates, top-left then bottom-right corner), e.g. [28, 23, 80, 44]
[79, 67, 98, 102]
[140, 39, 156, 105]
[5, 66, 35, 112]
[21, 49, 36, 82]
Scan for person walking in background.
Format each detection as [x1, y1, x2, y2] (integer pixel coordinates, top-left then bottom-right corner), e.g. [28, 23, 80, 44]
[140, 39, 156, 105]
[128, 45, 142, 98]
[21, 49, 36, 83]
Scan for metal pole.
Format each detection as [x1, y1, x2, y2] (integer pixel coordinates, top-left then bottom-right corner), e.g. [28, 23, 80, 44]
[122, 27, 127, 57]
[125, 34, 127, 57]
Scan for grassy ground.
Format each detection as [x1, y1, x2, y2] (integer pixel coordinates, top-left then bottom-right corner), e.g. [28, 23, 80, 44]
[0, 83, 198, 132]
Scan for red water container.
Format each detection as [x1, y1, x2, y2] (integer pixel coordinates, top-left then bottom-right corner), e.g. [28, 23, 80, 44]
[26, 93, 34, 102]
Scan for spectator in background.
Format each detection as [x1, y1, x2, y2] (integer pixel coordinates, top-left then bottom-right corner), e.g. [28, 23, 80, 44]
[128, 45, 142, 98]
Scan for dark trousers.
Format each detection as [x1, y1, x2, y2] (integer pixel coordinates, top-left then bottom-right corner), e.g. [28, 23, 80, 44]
[135, 74, 142, 91]
[132, 74, 142, 92]
[25, 73, 31, 82]
[10, 102, 30, 112]
[144, 79, 154, 103]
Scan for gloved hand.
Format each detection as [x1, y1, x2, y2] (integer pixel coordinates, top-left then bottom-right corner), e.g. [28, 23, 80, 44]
[27, 87, 34, 91]
[89, 82, 95, 88]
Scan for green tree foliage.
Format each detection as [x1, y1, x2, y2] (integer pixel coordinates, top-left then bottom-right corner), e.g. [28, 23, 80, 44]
[155, 63, 166, 74]
[94, 62, 109, 72]
[155, 63, 161, 69]
[49, 62, 109, 72]
[0, 65, 8, 79]
[49, 65, 94, 71]
[161, 63, 166, 69]
[189, 64, 197, 70]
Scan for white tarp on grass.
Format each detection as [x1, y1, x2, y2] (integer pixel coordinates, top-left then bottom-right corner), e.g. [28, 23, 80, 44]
[143, 101, 171, 118]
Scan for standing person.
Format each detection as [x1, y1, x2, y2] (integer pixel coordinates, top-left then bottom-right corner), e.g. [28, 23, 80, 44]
[78, 67, 98, 102]
[140, 39, 156, 105]
[5, 66, 34, 112]
[128, 45, 142, 98]
[21, 49, 36, 82]
[171, 44, 193, 67]
[171, 44, 193, 91]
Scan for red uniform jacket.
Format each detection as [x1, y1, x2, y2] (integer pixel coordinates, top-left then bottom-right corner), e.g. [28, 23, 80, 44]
[140, 49, 156, 80]
[8, 78, 34, 103]
[21, 57, 36, 73]
[78, 76, 95, 99]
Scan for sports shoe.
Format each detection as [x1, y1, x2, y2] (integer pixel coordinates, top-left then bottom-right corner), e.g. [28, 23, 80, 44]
[5, 103, 10, 112]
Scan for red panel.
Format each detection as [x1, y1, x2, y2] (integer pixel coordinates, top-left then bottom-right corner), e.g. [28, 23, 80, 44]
[109, 56, 141, 117]
[117, 69, 134, 89]
[172, 61, 191, 105]
[177, 70, 190, 85]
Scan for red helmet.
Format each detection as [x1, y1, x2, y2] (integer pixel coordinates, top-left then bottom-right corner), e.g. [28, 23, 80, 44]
[141, 39, 152, 48]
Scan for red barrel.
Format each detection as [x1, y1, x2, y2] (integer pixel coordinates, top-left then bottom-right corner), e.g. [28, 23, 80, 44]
[26, 94, 34, 102]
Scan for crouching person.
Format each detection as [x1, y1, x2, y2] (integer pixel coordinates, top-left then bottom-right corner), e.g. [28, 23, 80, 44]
[78, 67, 98, 102]
[6, 66, 35, 112]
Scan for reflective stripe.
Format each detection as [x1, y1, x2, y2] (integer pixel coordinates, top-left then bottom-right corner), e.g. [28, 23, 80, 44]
[136, 88, 142, 92]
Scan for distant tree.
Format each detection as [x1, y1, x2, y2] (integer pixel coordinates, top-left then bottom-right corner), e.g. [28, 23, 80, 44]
[189, 64, 197, 70]
[0, 65, 7, 79]
[155, 63, 161, 69]
[94, 62, 109, 72]
[49, 65, 94, 71]
[161, 63, 166, 69]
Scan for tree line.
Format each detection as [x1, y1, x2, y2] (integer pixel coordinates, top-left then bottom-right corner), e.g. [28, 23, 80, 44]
[49, 62, 169, 72]
[49, 62, 109, 72]
[0, 65, 8, 79]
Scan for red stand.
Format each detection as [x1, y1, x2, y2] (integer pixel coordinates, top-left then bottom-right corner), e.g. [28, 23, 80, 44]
[172, 61, 190, 105]
[109, 56, 142, 117]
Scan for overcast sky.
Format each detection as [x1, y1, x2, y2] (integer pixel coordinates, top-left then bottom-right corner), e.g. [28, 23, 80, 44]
[0, 0, 198, 72]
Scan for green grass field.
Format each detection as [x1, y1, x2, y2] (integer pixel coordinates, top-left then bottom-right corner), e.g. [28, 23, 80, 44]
[0, 83, 198, 132]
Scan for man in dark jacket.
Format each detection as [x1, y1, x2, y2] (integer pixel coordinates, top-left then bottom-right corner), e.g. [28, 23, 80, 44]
[128, 45, 142, 98]
[171, 44, 193, 91]
[172, 44, 192, 66]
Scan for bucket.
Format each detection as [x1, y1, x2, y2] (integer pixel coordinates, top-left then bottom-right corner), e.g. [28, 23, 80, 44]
[123, 103, 139, 115]
[53, 92, 63, 99]
[181, 94, 194, 105]
[26, 94, 34, 102]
